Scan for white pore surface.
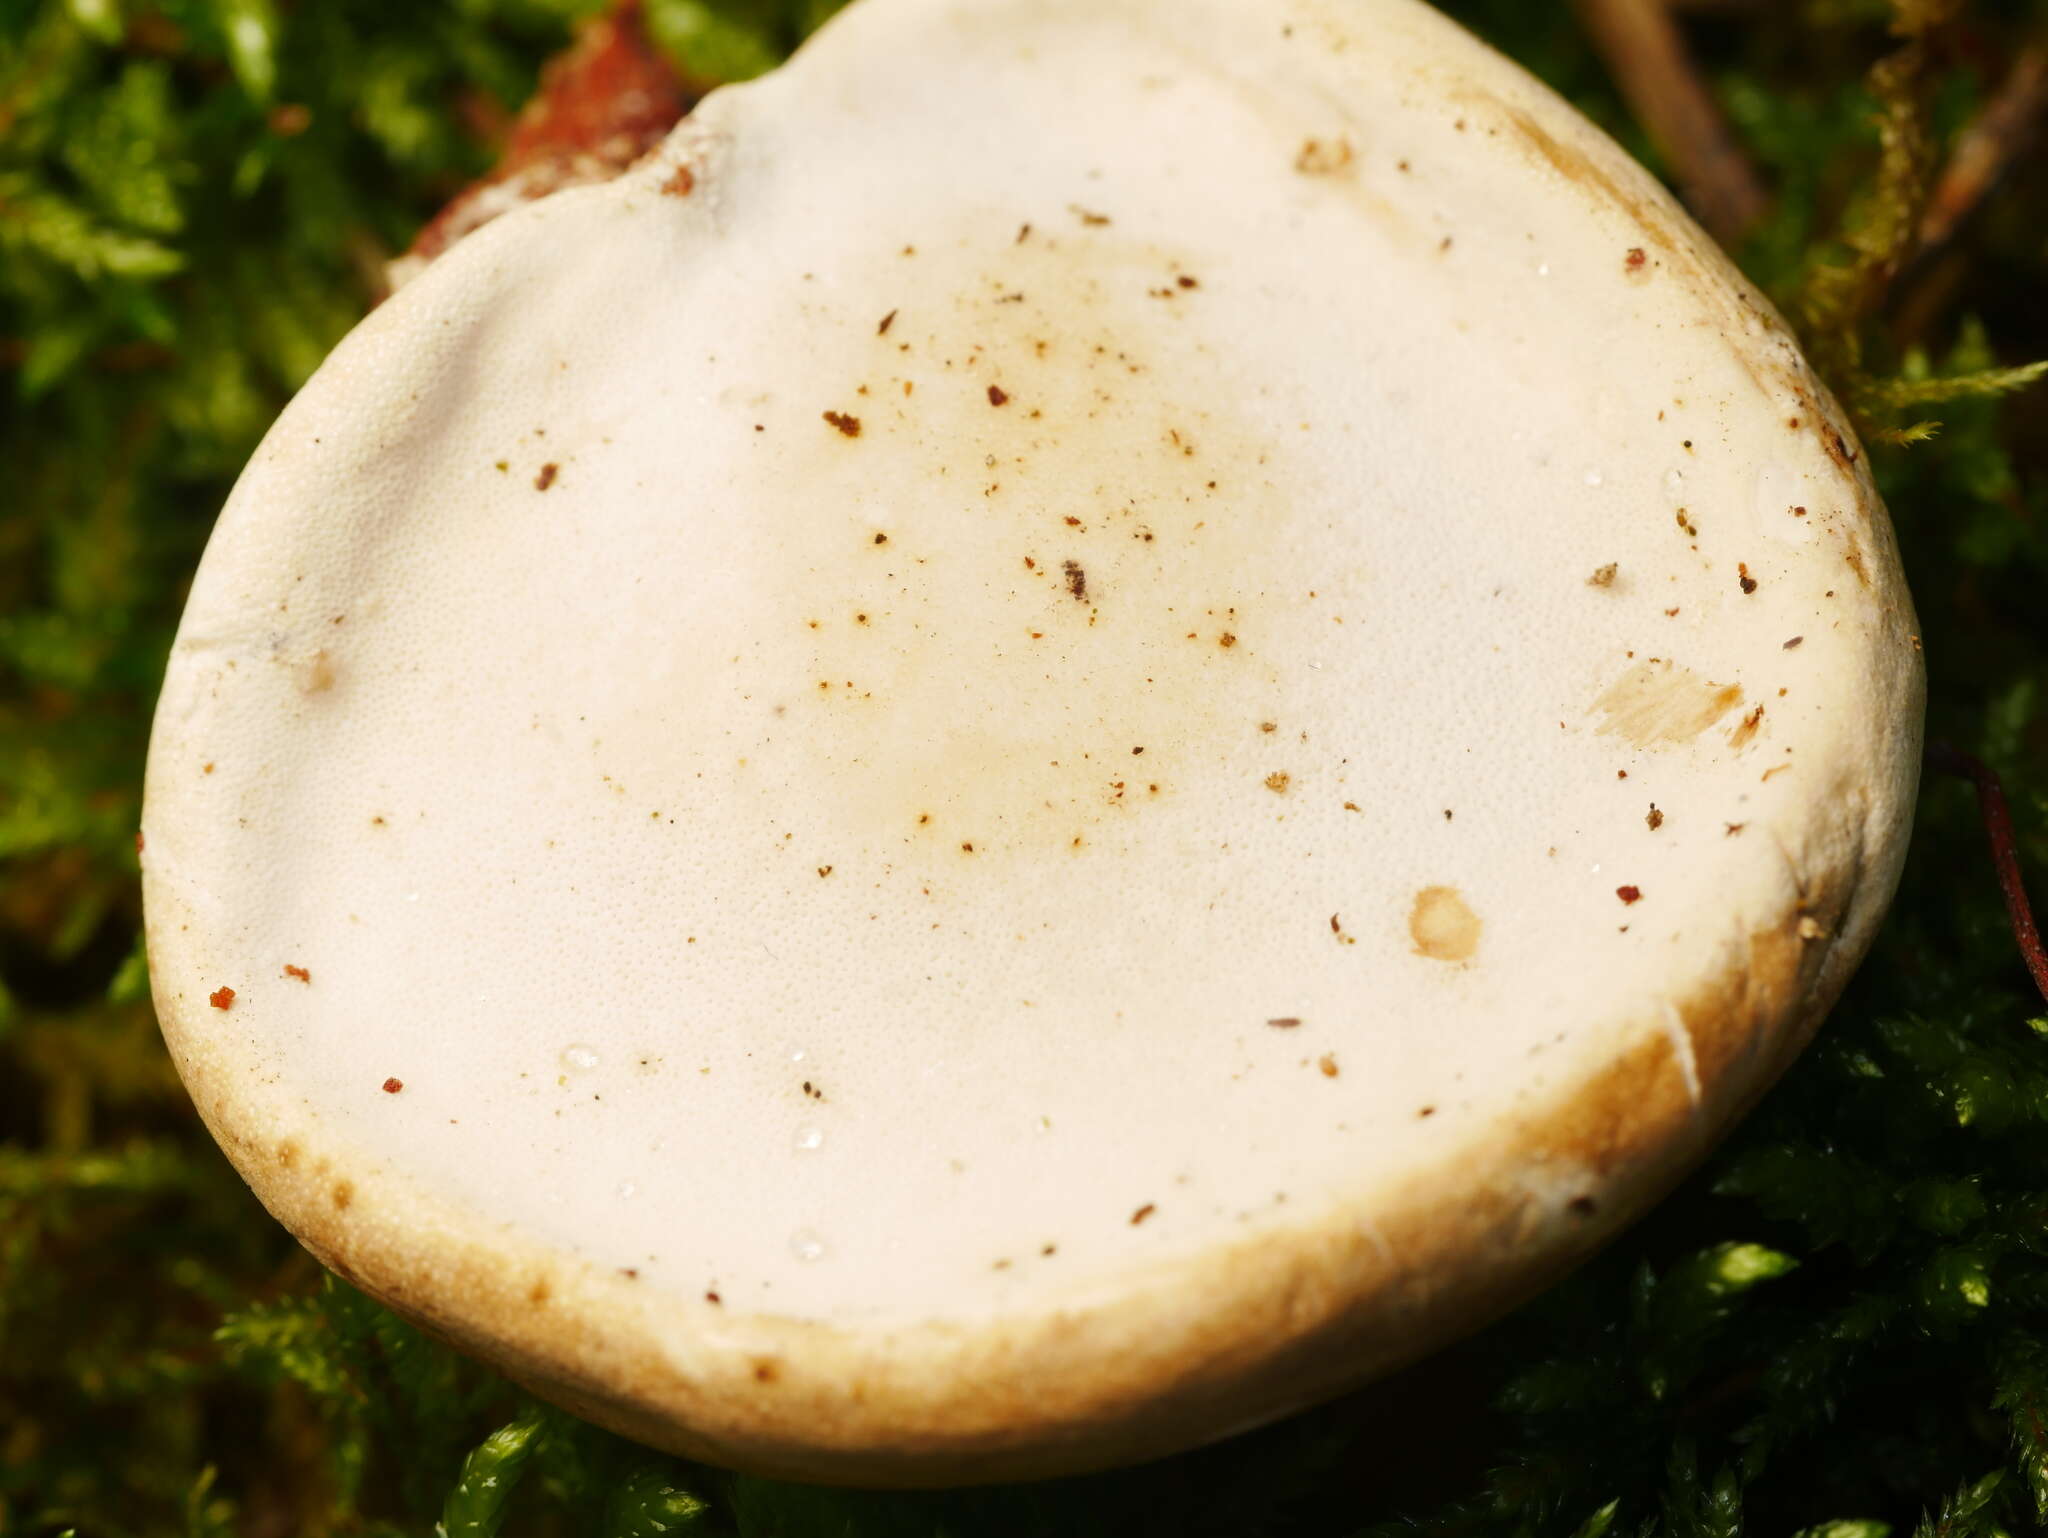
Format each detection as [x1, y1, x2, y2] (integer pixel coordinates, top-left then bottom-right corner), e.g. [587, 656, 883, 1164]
[147, 0, 1915, 1326]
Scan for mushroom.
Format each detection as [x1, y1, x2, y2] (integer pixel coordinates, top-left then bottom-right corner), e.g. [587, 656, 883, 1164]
[142, 0, 1921, 1485]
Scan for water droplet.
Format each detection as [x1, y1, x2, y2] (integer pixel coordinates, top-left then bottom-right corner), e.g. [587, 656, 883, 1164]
[616, 1179, 638, 1199]
[1536, 262, 1552, 278]
[790, 1229, 828, 1262]
[404, 891, 420, 903]
[560, 1044, 601, 1072]
[1583, 469, 1604, 488]
[1662, 468, 1686, 500]
[793, 1124, 824, 1152]
[787, 1047, 808, 1064]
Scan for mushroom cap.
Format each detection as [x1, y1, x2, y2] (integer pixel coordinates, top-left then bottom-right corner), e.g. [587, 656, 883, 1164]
[143, 0, 1922, 1485]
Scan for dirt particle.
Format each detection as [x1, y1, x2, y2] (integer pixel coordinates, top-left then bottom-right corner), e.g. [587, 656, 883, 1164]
[1783, 635, 1804, 649]
[1726, 822, 1746, 836]
[209, 986, 236, 1010]
[877, 308, 897, 336]
[1729, 704, 1765, 748]
[1070, 204, 1112, 226]
[662, 164, 695, 197]
[872, 531, 888, 545]
[1343, 800, 1360, 812]
[705, 1290, 722, 1305]
[1624, 246, 1647, 271]
[1267, 1017, 1303, 1029]
[1417, 1105, 1437, 1118]
[1218, 631, 1238, 648]
[1409, 886, 1482, 962]
[823, 410, 862, 438]
[1318, 1054, 1340, 1078]
[1738, 563, 1758, 594]
[817, 865, 833, 878]
[1616, 885, 1643, 905]
[534, 462, 558, 491]
[987, 383, 1009, 406]
[382, 1076, 404, 1093]
[1176, 274, 1199, 289]
[1675, 509, 1698, 537]
[1260, 721, 1278, 733]
[1062, 560, 1087, 600]
[1130, 1203, 1156, 1225]
[283, 964, 310, 982]
[1646, 805, 1664, 831]
[1264, 771, 1291, 793]
[1587, 562, 1618, 587]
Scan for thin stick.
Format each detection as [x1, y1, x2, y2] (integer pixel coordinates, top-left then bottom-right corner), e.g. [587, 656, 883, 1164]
[1926, 742, 2048, 1007]
[1569, 0, 1770, 247]
[1916, 45, 2048, 259]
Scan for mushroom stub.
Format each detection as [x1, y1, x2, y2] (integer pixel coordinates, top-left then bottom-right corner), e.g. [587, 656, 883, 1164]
[143, 0, 1923, 1486]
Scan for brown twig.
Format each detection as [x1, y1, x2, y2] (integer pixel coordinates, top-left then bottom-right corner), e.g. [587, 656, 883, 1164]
[1569, 0, 1770, 247]
[1915, 44, 2048, 259]
[1926, 741, 2048, 1007]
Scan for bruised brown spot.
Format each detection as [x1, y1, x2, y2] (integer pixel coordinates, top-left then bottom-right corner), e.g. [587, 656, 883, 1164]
[661, 164, 694, 196]
[1728, 704, 1765, 749]
[300, 650, 336, 693]
[529, 1279, 552, 1306]
[752, 1358, 781, 1383]
[1294, 137, 1354, 174]
[823, 410, 862, 438]
[534, 462, 558, 491]
[1409, 886, 1481, 962]
[277, 1140, 299, 1169]
[209, 986, 236, 1010]
[331, 1180, 354, 1210]
[1593, 660, 1743, 748]
[1624, 246, 1647, 272]
[1499, 105, 1676, 252]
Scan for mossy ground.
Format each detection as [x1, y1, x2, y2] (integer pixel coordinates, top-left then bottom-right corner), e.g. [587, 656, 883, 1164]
[4, 0, 2047, 1533]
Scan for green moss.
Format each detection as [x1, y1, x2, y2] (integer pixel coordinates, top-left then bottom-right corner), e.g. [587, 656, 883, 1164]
[3, 0, 2046, 1532]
